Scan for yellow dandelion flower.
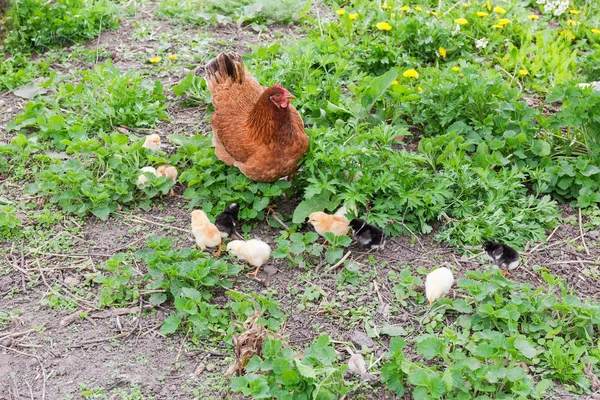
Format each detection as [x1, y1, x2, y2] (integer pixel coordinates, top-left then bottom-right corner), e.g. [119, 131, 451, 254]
[168, 54, 177, 60]
[391, 12, 396, 17]
[477, 11, 488, 17]
[149, 56, 161, 63]
[376, 21, 392, 31]
[592, 28, 600, 34]
[569, 9, 580, 14]
[463, 3, 470, 8]
[559, 29, 575, 39]
[528, 14, 539, 20]
[392, 80, 399, 85]
[493, 23, 504, 28]
[418, 86, 423, 92]
[459, 73, 464, 78]
[439, 47, 447, 58]
[414, 6, 422, 11]
[401, 6, 410, 11]
[403, 69, 419, 78]
[381, 4, 391, 9]
[349, 13, 358, 20]
[498, 18, 511, 25]
[455, 18, 468, 25]
[452, 66, 461, 72]
[518, 69, 529, 76]
[567, 19, 577, 26]
[493, 6, 506, 14]
[486, 1, 491, 10]
[426, 10, 438, 15]
[336, 9, 346, 15]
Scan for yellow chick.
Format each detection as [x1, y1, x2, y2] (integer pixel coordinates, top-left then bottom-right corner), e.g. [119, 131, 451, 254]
[425, 267, 454, 305]
[191, 210, 222, 253]
[156, 164, 177, 181]
[136, 166, 157, 186]
[308, 206, 350, 240]
[156, 164, 178, 196]
[143, 134, 161, 150]
[227, 239, 271, 277]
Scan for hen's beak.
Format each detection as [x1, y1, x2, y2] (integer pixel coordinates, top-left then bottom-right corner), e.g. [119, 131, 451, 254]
[286, 93, 296, 100]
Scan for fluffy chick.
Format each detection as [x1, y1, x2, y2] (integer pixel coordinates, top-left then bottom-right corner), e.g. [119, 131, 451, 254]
[156, 164, 178, 196]
[425, 267, 454, 305]
[143, 134, 161, 150]
[308, 206, 350, 239]
[191, 210, 222, 253]
[483, 241, 520, 276]
[227, 239, 271, 277]
[136, 166, 157, 186]
[349, 218, 385, 250]
[156, 164, 177, 181]
[215, 203, 240, 239]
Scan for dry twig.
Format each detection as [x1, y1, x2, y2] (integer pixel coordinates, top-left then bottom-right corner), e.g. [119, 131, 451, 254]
[578, 208, 590, 256]
[327, 250, 352, 272]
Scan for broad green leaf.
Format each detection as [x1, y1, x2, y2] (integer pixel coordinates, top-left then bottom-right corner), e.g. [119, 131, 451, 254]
[159, 314, 180, 335]
[530, 140, 551, 156]
[292, 191, 333, 223]
[360, 69, 399, 112]
[295, 360, 317, 378]
[514, 337, 538, 359]
[380, 323, 408, 337]
[417, 337, 444, 360]
[148, 292, 167, 305]
[408, 369, 429, 386]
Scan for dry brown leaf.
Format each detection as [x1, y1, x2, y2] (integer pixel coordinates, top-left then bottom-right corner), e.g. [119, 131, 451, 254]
[223, 312, 269, 377]
[194, 362, 206, 376]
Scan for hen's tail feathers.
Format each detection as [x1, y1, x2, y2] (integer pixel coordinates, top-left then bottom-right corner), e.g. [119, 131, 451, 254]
[205, 52, 246, 88]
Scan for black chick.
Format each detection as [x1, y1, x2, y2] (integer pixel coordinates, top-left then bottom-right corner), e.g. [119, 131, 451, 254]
[215, 203, 240, 239]
[483, 241, 520, 276]
[350, 218, 385, 250]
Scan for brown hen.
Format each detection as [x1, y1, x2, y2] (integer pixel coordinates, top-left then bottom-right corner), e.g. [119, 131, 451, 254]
[204, 52, 309, 182]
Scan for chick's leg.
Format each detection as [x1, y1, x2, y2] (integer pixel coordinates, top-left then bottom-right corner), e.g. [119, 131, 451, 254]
[248, 265, 261, 278]
[501, 269, 511, 277]
[216, 241, 223, 257]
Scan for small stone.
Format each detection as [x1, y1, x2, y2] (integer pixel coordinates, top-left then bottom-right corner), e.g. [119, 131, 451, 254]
[346, 285, 357, 294]
[64, 276, 80, 286]
[587, 230, 600, 240]
[350, 330, 373, 348]
[347, 353, 367, 375]
[377, 303, 391, 319]
[194, 362, 206, 376]
[14, 212, 27, 222]
[263, 265, 278, 276]
[359, 372, 379, 384]
[205, 363, 216, 372]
